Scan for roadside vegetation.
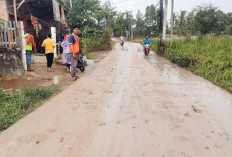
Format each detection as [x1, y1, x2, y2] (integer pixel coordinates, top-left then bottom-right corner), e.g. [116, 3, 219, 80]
[134, 4, 232, 92]
[62, 0, 120, 54]
[134, 4, 232, 37]
[79, 28, 113, 55]
[151, 36, 232, 92]
[0, 87, 58, 132]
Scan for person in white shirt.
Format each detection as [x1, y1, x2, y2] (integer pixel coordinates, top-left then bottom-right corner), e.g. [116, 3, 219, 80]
[61, 35, 72, 72]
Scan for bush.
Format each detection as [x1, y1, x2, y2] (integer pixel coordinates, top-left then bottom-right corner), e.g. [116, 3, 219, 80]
[79, 27, 113, 55]
[169, 52, 190, 67]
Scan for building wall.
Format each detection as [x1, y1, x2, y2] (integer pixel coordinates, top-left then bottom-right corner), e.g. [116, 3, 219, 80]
[0, 48, 25, 77]
[0, 0, 3, 19]
[0, 0, 8, 21]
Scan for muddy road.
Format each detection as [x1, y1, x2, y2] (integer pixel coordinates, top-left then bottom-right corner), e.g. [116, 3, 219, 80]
[0, 41, 232, 157]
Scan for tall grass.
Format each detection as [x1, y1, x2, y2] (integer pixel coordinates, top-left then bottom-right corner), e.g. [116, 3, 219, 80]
[0, 87, 58, 132]
[79, 28, 113, 55]
[79, 37, 112, 55]
[151, 36, 232, 92]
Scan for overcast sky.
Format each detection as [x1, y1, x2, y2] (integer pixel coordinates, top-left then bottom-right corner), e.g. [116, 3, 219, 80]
[100, 0, 232, 19]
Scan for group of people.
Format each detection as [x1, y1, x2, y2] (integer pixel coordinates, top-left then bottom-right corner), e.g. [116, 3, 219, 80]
[25, 27, 151, 81]
[24, 26, 81, 81]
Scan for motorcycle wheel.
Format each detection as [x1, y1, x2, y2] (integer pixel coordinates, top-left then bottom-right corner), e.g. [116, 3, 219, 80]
[145, 50, 148, 56]
[79, 64, 85, 72]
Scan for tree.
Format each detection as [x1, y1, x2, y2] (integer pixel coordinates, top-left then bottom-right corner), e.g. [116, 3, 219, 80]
[178, 10, 186, 36]
[194, 4, 227, 35]
[144, 5, 159, 37]
[225, 13, 232, 35]
[135, 10, 145, 37]
[61, 0, 70, 8]
[95, 1, 117, 29]
[114, 13, 125, 36]
[185, 10, 197, 35]
[123, 11, 134, 38]
[67, 0, 101, 29]
[102, 2, 117, 28]
[173, 12, 179, 35]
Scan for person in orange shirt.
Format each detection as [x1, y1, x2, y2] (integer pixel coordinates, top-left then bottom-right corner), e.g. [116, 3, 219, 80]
[24, 30, 35, 71]
[68, 26, 80, 81]
[42, 34, 55, 72]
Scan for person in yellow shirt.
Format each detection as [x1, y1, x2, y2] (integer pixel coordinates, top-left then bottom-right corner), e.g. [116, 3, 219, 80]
[42, 34, 55, 72]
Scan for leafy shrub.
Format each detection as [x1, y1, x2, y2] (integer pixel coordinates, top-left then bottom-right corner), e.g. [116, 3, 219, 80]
[169, 52, 190, 67]
[80, 27, 113, 55]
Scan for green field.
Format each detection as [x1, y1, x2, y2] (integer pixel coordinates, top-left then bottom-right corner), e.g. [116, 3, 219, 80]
[150, 36, 232, 92]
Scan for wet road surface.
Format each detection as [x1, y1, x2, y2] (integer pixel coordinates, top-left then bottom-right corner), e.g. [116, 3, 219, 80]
[0, 41, 231, 157]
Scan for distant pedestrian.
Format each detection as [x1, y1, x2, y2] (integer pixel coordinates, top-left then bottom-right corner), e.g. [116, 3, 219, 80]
[61, 35, 72, 72]
[24, 30, 35, 71]
[68, 26, 80, 81]
[42, 34, 55, 72]
[120, 35, 124, 49]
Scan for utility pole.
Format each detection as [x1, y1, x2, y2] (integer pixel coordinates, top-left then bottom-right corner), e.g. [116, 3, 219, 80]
[159, 0, 163, 34]
[170, 0, 174, 43]
[162, 0, 168, 41]
[130, 12, 133, 39]
[131, 26, 133, 39]
[70, 0, 72, 8]
[13, 0, 18, 29]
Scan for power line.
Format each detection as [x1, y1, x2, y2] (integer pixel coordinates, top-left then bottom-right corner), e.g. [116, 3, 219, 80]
[154, 0, 161, 10]
[111, 0, 131, 4]
[115, 0, 159, 10]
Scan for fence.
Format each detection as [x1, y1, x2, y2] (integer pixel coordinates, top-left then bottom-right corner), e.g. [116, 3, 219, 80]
[0, 21, 18, 48]
[0, 21, 27, 71]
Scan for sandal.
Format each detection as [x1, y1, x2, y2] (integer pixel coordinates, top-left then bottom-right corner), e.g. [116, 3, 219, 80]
[74, 76, 80, 81]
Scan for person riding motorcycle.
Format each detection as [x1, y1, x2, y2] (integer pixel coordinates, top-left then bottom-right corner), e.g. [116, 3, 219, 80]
[143, 36, 151, 54]
[143, 36, 151, 45]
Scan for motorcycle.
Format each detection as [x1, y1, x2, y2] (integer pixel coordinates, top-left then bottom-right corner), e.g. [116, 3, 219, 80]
[76, 55, 86, 72]
[144, 44, 150, 56]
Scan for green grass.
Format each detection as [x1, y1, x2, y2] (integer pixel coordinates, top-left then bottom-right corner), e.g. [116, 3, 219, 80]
[150, 36, 232, 92]
[79, 37, 112, 55]
[0, 87, 58, 132]
[86, 54, 95, 59]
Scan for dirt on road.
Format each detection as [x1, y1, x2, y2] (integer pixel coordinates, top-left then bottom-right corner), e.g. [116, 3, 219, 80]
[0, 41, 232, 157]
[0, 51, 108, 92]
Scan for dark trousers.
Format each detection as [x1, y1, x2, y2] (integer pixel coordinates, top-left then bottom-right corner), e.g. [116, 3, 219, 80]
[46, 53, 54, 68]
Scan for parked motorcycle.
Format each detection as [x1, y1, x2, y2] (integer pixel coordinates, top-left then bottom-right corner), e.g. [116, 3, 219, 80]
[144, 44, 150, 56]
[76, 55, 86, 72]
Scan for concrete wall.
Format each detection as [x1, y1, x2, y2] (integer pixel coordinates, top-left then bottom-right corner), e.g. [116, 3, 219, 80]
[0, 48, 25, 77]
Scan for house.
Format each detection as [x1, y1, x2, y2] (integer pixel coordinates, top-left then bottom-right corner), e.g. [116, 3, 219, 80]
[7, 0, 69, 51]
[0, 0, 69, 76]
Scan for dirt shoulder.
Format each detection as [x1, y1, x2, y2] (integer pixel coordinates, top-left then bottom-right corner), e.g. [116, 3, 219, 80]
[0, 51, 109, 92]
